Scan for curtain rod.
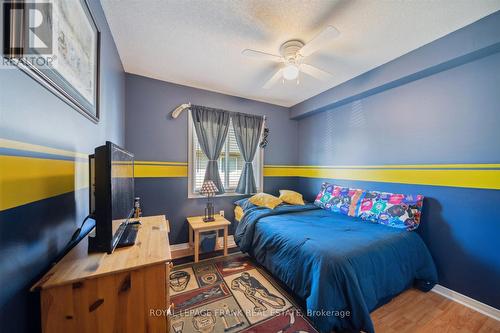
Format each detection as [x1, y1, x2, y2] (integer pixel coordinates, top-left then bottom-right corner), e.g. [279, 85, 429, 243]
[171, 103, 266, 121]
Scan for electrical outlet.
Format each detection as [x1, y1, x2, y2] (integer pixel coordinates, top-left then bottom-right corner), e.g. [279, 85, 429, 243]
[219, 210, 225, 217]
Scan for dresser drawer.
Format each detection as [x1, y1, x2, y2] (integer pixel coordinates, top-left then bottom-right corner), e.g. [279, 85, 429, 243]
[40, 263, 167, 333]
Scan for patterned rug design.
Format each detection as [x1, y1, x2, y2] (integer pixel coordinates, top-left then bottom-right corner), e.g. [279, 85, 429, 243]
[169, 254, 318, 333]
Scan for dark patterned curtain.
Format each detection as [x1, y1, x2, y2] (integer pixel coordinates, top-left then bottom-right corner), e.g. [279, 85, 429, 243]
[231, 113, 264, 194]
[191, 106, 230, 194]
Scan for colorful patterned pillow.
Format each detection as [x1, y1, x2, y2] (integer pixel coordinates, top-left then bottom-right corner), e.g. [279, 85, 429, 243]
[356, 191, 424, 230]
[314, 182, 363, 216]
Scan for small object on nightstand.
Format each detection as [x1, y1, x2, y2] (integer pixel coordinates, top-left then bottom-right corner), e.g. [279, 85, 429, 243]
[200, 180, 218, 222]
[134, 197, 142, 218]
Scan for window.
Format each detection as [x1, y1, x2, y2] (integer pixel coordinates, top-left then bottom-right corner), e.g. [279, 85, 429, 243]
[188, 113, 263, 197]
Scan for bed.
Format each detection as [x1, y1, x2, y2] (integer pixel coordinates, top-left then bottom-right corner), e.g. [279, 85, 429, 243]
[234, 203, 437, 333]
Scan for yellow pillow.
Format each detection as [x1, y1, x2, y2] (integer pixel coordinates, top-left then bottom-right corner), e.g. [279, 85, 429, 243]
[234, 205, 244, 222]
[279, 190, 305, 205]
[249, 193, 283, 209]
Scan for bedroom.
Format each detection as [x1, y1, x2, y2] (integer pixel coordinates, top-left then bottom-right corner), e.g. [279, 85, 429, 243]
[0, 0, 499, 332]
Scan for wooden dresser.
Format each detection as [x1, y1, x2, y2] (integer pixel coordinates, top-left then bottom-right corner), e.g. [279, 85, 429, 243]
[32, 215, 172, 333]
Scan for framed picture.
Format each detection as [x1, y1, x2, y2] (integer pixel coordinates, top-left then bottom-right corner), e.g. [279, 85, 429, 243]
[4, 0, 100, 122]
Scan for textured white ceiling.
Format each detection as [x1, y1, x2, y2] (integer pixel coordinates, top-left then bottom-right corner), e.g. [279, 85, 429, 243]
[101, 0, 500, 107]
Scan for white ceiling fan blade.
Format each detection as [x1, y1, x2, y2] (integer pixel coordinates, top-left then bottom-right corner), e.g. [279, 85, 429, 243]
[242, 49, 283, 62]
[299, 25, 340, 57]
[263, 69, 283, 89]
[300, 64, 333, 81]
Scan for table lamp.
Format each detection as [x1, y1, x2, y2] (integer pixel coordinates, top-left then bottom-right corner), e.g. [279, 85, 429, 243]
[200, 180, 218, 222]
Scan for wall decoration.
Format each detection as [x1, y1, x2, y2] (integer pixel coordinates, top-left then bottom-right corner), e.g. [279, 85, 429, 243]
[259, 127, 269, 148]
[5, 0, 100, 122]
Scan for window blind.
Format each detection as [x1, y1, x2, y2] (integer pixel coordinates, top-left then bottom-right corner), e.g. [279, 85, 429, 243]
[193, 119, 250, 192]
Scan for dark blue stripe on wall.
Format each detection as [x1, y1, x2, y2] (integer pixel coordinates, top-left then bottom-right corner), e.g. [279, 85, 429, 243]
[0, 189, 88, 333]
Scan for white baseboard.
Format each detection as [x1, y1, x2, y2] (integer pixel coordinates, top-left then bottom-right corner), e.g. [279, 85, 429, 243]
[169, 242, 190, 251]
[432, 284, 500, 321]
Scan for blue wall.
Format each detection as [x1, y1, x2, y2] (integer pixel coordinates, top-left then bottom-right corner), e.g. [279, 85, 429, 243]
[125, 74, 299, 245]
[290, 11, 500, 120]
[0, 0, 126, 331]
[294, 12, 500, 309]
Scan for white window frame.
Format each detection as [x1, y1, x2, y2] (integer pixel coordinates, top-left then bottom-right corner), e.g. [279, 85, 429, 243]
[187, 112, 264, 198]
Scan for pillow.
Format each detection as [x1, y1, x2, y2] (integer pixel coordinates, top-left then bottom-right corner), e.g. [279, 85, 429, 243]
[234, 198, 257, 211]
[248, 193, 283, 209]
[356, 191, 424, 230]
[234, 205, 244, 222]
[279, 190, 305, 205]
[314, 182, 362, 216]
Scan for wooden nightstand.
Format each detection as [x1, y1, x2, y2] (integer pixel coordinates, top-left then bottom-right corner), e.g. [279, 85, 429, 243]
[187, 214, 230, 263]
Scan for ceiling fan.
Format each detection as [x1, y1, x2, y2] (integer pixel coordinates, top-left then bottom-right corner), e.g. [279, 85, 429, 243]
[242, 25, 340, 89]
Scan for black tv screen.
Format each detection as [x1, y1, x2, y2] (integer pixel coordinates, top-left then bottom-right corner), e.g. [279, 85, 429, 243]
[89, 141, 134, 253]
[110, 146, 134, 224]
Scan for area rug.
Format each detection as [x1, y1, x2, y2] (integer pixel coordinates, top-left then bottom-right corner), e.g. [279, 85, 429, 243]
[169, 253, 318, 333]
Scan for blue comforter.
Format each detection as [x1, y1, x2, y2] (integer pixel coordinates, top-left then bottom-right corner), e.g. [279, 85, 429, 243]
[234, 204, 437, 333]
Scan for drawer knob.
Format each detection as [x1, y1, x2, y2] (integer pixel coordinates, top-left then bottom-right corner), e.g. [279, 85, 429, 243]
[119, 274, 131, 293]
[89, 299, 104, 312]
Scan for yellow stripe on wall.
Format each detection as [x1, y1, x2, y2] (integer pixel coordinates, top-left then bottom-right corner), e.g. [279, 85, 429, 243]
[0, 155, 88, 211]
[134, 162, 500, 189]
[264, 163, 500, 169]
[134, 162, 188, 178]
[263, 166, 500, 190]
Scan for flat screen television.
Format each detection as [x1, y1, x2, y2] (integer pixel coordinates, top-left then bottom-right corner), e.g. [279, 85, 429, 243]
[88, 141, 135, 253]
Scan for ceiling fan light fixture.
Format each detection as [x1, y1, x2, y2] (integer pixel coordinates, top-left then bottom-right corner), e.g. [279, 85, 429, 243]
[243, 26, 340, 88]
[283, 64, 299, 80]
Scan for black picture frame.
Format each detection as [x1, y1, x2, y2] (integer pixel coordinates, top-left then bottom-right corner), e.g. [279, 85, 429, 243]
[4, 0, 100, 122]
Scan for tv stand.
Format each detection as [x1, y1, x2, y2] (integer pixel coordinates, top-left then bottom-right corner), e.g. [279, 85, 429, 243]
[32, 215, 172, 333]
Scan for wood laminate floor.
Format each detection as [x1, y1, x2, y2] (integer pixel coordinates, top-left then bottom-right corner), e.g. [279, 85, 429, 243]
[371, 288, 500, 333]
